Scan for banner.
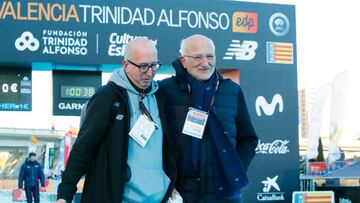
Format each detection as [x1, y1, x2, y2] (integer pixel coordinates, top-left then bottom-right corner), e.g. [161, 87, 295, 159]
[44, 142, 55, 174]
[328, 71, 348, 163]
[0, 0, 295, 69]
[64, 132, 72, 168]
[306, 84, 331, 160]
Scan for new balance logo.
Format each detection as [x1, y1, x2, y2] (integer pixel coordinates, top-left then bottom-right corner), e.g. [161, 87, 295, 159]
[223, 40, 258, 60]
[116, 114, 124, 120]
[15, 31, 39, 51]
[255, 93, 283, 116]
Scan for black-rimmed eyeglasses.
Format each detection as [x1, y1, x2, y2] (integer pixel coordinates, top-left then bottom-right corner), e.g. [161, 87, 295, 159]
[127, 59, 161, 73]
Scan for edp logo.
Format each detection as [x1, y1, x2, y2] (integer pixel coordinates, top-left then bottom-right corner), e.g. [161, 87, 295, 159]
[232, 12, 258, 33]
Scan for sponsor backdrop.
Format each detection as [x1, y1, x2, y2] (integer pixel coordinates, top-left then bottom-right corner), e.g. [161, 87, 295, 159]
[0, 0, 298, 202]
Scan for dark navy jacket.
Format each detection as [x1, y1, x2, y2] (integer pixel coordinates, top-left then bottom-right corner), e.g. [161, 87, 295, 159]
[158, 59, 258, 199]
[18, 159, 45, 188]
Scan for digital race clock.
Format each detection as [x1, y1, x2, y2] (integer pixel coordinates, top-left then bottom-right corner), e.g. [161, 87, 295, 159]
[53, 70, 101, 116]
[60, 86, 95, 99]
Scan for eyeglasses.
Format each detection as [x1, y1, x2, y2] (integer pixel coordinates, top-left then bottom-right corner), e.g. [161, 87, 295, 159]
[182, 54, 215, 61]
[127, 59, 161, 73]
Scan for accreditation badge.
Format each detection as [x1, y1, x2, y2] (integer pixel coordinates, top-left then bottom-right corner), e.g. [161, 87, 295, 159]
[182, 107, 209, 139]
[129, 114, 155, 147]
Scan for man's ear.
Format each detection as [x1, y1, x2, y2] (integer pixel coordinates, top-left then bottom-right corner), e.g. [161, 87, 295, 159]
[179, 56, 186, 69]
[123, 60, 129, 72]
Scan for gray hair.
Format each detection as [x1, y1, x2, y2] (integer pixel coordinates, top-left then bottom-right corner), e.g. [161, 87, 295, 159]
[123, 37, 156, 60]
[179, 34, 215, 55]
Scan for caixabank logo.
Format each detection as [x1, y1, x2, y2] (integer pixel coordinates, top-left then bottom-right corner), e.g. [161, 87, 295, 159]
[232, 12, 258, 33]
[257, 175, 285, 201]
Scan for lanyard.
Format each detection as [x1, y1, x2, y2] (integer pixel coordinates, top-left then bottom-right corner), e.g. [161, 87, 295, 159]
[187, 72, 220, 113]
[139, 92, 158, 129]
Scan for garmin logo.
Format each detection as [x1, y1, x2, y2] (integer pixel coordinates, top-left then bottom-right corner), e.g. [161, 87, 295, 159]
[256, 139, 290, 154]
[255, 94, 283, 117]
[58, 102, 85, 110]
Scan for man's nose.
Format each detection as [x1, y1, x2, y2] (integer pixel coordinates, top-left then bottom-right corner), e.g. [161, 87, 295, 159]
[200, 57, 210, 67]
[145, 66, 154, 76]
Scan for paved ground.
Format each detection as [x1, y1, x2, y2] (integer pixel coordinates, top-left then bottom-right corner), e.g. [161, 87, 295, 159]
[0, 190, 57, 203]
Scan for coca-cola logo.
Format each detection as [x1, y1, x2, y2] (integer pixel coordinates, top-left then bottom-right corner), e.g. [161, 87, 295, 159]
[256, 139, 290, 154]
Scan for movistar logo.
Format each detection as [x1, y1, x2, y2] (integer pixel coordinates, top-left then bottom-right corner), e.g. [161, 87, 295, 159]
[255, 93, 283, 116]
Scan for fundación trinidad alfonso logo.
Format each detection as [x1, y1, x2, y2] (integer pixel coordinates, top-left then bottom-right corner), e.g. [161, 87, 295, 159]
[15, 31, 39, 51]
[232, 12, 258, 33]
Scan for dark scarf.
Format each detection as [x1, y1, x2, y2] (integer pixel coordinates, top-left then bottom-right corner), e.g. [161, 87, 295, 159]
[125, 71, 152, 94]
[182, 69, 249, 199]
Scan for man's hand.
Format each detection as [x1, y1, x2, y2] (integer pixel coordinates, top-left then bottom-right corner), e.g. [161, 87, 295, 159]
[56, 199, 67, 203]
[40, 187, 46, 192]
[171, 188, 180, 200]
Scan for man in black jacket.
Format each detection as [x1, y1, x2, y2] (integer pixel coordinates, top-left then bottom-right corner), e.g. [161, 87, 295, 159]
[18, 152, 45, 203]
[57, 37, 178, 203]
[159, 34, 258, 203]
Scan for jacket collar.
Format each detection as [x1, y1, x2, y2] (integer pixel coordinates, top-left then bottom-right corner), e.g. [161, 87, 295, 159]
[171, 59, 188, 91]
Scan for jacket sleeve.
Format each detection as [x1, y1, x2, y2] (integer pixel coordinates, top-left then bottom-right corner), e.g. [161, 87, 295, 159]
[235, 86, 259, 170]
[18, 163, 25, 189]
[57, 85, 115, 202]
[38, 163, 46, 187]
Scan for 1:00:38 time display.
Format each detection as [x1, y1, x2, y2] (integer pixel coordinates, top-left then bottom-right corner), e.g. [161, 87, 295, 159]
[60, 86, 95, 99]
